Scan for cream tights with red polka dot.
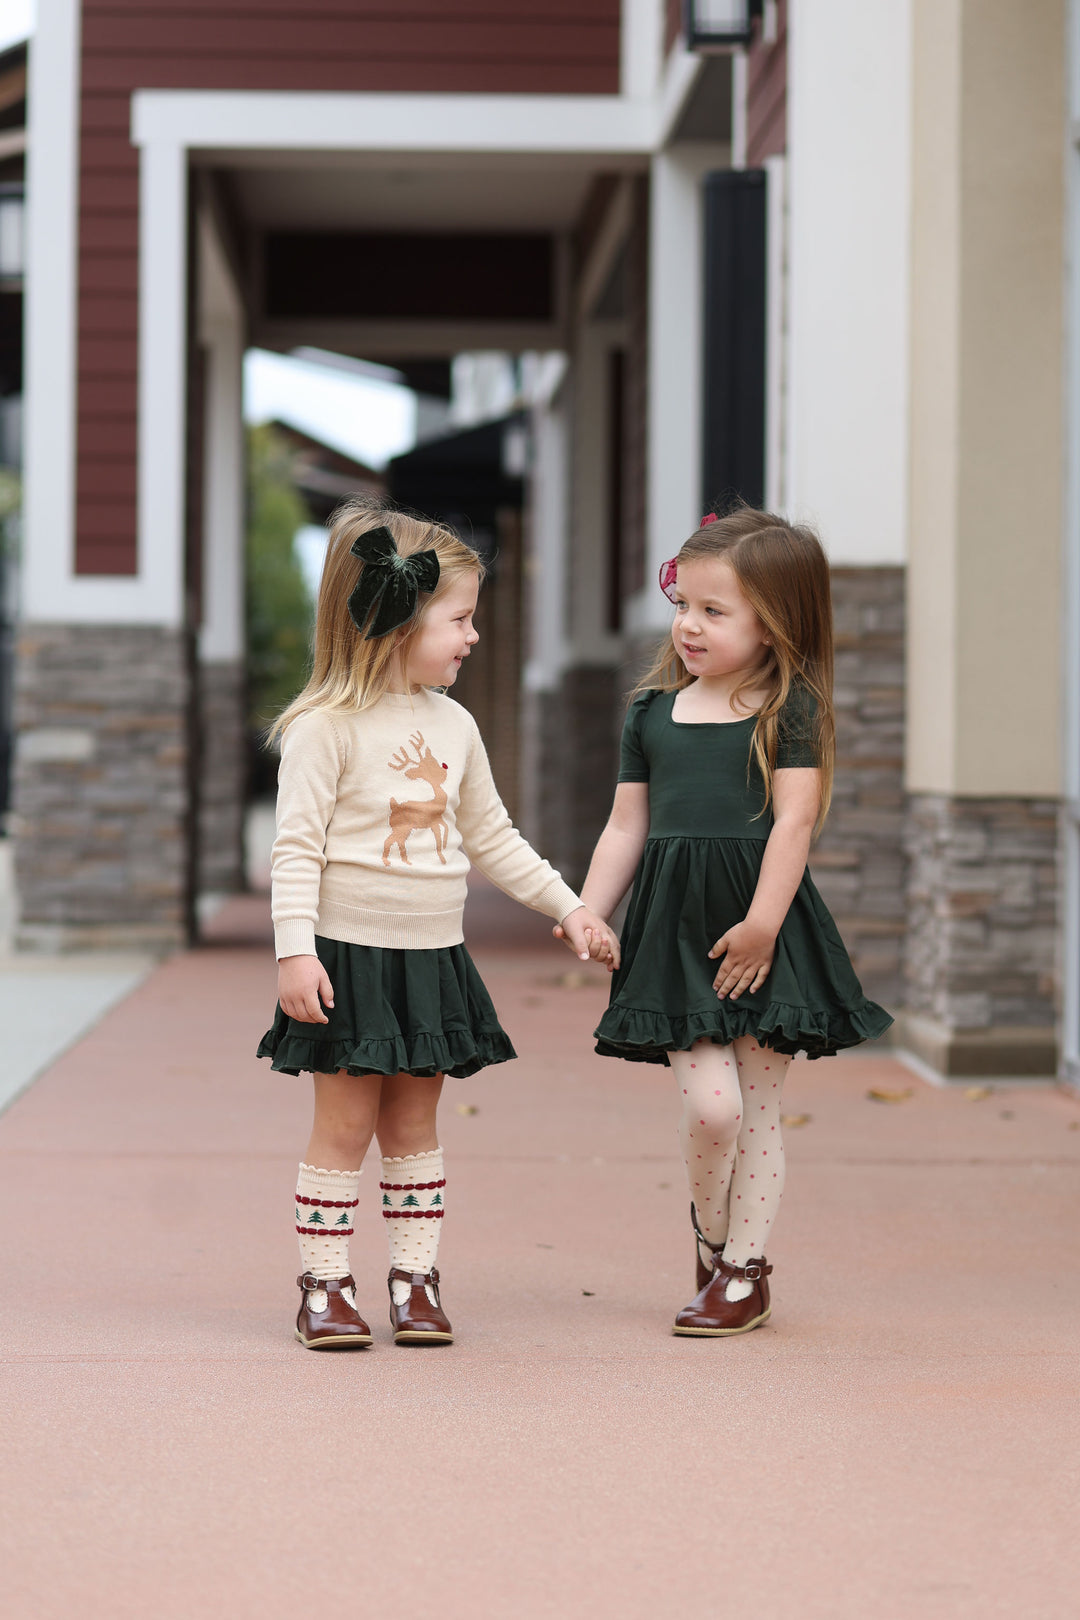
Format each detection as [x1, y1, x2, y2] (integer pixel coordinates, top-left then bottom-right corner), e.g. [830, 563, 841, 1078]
[670, 1037, 791, 1296]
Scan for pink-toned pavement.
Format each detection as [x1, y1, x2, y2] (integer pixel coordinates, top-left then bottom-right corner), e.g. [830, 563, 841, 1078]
[2, 881, 1078, 1620]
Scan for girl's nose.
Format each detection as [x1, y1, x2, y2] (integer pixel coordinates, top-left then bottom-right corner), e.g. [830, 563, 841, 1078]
[467, 627, 479, 644]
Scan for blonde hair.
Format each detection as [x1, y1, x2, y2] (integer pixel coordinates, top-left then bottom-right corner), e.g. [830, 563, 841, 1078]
[269, 498, 484, 743]
[634, 507, 836, 833]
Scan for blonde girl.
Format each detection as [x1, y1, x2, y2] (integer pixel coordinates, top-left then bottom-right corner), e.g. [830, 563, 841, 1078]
[258, 500, 615, 1350]
[570, 508, 890, 1336]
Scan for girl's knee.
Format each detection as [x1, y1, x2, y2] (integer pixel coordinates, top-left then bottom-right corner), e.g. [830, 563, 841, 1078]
[682, 1089, 742, 1144]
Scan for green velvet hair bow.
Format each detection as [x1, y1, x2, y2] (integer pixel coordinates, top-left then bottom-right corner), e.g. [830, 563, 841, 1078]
[347, 525, 441, 640]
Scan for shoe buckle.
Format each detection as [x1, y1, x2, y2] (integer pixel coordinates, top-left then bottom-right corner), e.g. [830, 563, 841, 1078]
[743, 1262, 762, 1281]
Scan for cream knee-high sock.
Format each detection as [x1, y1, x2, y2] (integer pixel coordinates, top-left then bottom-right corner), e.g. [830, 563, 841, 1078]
[669, 1042, 742, 1265]
[723, 1039, 792, 1296]
[381, 1148, 445, 1307]
[295, 1163, 361, 1312]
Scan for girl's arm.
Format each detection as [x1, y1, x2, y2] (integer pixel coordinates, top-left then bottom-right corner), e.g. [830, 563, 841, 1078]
[580, 783, 651, 921]
[709, 768, 820, 1001]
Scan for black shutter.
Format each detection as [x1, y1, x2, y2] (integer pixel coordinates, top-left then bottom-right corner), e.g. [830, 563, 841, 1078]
[702, 169, 767, 513]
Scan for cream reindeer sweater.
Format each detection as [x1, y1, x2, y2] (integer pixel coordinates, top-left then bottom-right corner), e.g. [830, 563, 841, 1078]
[271, 688, 581, 959]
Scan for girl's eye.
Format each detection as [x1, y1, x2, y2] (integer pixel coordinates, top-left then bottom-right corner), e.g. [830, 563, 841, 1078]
[706, 607, 721, 617]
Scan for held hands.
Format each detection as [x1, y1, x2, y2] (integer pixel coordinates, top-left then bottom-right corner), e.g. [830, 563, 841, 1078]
[278, 954, 335, 1023]
[708, 919, 776, 1001]
[552, 905, 622, 973]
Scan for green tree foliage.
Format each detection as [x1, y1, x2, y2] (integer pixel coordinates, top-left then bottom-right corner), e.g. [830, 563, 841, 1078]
[245, 423, 313, 736]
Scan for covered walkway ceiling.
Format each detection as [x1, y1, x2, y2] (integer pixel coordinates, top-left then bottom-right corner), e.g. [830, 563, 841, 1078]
[199, 150, 648, 358]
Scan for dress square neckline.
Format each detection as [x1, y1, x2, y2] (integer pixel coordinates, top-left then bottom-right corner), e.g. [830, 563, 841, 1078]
[668, 690, 758, 729]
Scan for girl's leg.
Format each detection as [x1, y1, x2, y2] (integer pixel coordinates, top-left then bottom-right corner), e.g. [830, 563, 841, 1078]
[295, 1070, 381, 1303]
[723, 1038, 792, 1296]
[668, 1040, 743, 1266]
[376, 1074, 447, 1309]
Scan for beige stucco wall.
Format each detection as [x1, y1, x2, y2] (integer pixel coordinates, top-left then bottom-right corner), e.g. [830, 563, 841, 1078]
[907, 0, 1066, 797]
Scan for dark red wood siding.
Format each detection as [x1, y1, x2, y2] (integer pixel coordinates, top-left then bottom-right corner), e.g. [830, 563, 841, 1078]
[746, 0, 787, 167]
[75, 0, 621, 575]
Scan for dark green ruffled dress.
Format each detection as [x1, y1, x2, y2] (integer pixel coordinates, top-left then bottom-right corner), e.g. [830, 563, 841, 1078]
[594, 688, 892, 1064]
[257, 936, 516, 1080]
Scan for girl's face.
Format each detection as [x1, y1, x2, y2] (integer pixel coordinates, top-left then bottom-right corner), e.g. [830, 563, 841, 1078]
[672, 556, 769, 682]
[403, 570, 480, 688]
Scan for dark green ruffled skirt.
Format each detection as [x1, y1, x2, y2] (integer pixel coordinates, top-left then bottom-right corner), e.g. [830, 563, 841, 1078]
[594, 837, 893, 1064]
[258, 936, 517, 1080]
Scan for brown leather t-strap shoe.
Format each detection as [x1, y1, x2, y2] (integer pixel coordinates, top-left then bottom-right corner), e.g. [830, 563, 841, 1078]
[672, 1254, 774, 1338]
[388, 1267, 454, 1345]
[691, 1201, 725, 1292]
[295, 1273, 373, 1350]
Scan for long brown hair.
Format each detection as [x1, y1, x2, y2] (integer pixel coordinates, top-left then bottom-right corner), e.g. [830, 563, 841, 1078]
[634, 507, 835, 832]
[269, 498, 485, 742]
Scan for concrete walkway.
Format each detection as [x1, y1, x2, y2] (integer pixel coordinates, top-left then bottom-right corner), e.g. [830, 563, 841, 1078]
[1, 885, 1078, 1619]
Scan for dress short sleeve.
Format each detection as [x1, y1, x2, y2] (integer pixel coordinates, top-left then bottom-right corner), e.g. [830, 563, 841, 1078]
[618, 692, 656, 782]
[775, 684, 820, 769]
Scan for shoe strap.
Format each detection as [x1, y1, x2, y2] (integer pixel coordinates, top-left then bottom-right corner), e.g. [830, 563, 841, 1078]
[388, 1266, 441, 1300]
[298, 1272, 355, 1292]
[733, 1258, 772, 1282]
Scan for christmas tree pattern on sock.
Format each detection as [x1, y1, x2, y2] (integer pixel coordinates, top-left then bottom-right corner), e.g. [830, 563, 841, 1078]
[381, 1148, 445, 1306]
[295, 1163, 361, 1312]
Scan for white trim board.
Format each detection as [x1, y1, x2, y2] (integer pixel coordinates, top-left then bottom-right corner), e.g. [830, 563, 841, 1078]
[132, 91, 658, 154]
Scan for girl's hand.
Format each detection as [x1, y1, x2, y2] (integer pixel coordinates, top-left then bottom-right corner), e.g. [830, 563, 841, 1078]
[708, 921, 776, 1000]
[553, 907, 622, 972]
[278, 954, 335, 1023]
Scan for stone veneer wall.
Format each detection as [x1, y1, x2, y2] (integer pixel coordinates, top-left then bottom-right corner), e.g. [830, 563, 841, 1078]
[528, 665, 619, 890]
[809, 567, 906, 1014]
[13, 624, 191, 951]
[902, 795, 1059, 1075]
[197, 660, 246, 896]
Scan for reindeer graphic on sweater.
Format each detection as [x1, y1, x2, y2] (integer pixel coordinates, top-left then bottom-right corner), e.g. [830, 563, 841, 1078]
[383, 732, 450, 867]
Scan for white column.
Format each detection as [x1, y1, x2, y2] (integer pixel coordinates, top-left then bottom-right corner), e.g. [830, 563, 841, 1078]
[197, 210, 246, 663]
[621, 0, 663, 101]
[565, 319, 625, 665]
[524, 390, 571, 693]
[763, 154, 788, 512]
[785, 0, 911, 564]
[136, 138, 189, 629]
[22, 0, 81, 618]
[198, 318, 244, 662]
[628, 143, 724, 634]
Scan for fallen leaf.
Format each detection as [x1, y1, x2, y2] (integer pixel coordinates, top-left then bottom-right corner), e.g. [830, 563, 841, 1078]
[1069, 1121, 1080, 1132]
[455, 1103, 479, 1116]
[866, 1087, 913, 1104]
[999, 1110, 1015, 1120]
[581, 1290, 595, 1297]
[658, 1181, 671, 1189]
[780, 1113, 811, 1128]
[536, 1243, 554, 1249]
[557, 971, 588, 990]
[963, 1085, 992, 1102]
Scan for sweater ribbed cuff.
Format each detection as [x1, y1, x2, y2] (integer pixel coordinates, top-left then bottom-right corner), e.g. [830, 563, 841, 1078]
[535, 878, 584, 925]
[275, 918, 318, 960]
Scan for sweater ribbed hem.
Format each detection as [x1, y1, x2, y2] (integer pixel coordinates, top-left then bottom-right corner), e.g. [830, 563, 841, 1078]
[276, 884, 582, 958]
[315, 898, 467, 950]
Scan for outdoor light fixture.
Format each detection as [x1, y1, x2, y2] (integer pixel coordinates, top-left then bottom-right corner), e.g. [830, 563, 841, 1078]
[684, 0, 764, 51]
